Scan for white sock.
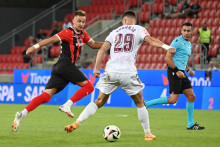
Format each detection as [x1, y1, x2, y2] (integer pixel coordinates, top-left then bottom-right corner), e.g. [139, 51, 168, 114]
[137, 107, 151, 135]
[21, 109, 28, 117]
[63, 100, 73, 108]
[76, 102, 98, 125]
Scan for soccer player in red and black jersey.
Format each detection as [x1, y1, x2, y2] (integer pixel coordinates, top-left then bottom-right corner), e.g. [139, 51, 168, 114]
[12, 10, 103, 132]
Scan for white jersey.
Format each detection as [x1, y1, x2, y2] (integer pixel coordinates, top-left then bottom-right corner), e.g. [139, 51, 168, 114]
[105, 25, 150, 73]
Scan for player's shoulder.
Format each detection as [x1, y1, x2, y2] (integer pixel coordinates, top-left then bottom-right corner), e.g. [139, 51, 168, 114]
[173, 35, 182, 43]
[82, 29, 88, 34]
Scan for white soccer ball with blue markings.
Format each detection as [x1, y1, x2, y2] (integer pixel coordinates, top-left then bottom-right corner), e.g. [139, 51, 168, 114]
[103, 125, 121, 142]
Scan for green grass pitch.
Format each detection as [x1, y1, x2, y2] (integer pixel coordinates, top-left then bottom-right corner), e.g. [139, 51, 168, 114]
[0, 104, 220, 147]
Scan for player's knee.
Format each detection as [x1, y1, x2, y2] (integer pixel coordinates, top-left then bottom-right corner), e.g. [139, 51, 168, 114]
[188, 94, 195, 101]
[84, 80, 94, 94]
[95, 98, 104, 108]
[168, 98, 178, 104]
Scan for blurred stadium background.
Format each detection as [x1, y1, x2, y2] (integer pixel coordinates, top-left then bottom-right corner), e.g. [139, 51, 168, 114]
[0, 0, 219, 109]
[0, 0, 220, 146]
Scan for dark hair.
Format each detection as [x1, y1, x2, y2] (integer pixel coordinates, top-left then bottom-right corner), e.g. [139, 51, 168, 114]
[122, 10, 136, 19]
[182, 22, 193, 28]
[75, 10, 86, 16]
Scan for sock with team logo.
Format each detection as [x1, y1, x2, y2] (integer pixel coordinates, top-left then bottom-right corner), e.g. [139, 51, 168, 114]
[145, 96, 168, 108]
[186, 102, 195, 127]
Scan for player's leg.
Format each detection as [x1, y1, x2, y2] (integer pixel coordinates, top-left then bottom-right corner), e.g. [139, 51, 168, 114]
[59, 65, 94, 117]
[12, 88, 57, 132]
[64, 91, 110, 133]
[121, 73, 155, 141]
[64, 72, 118, 133]
[183, 88, 205, 130]
[145, 67, 180, 108]
[60, 80, 94, 112]
[130, 91, 156, 141]
[12, 67, 68, 132]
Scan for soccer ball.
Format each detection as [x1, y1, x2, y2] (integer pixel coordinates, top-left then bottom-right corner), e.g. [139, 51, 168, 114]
[103, 125, 121, 142]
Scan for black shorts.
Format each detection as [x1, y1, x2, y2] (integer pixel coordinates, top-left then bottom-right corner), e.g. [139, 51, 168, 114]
[168, 67, 192, 94]
[45, 61, 88, 93]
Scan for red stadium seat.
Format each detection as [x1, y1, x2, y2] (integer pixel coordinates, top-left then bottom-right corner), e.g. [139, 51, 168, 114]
[158, 3, 164, 14]
[210, 45, 219, 57]
[151, 47, 158, 55]
[151, 54, 159, 63]
[139, 45, 147, 55]
[194, 55, 200, 64]
[203, 11, 209, 18]
[206, 1, 212, 9]
[161, 63, 167, 69]
[50, 46, 61, 57]
[191, 36, 197, 44]
[213, 35, 220, 45]
[146, 54, 152, 64]
[192, 45, 200, 54]
[209, 10, 215, 19]
[155, 63, 163, 69]
[143, 63, 151, 69]
[215, 11, 220, 18]
[171, 19, 177, 27]
[139, 55, 147, 64]
[166, 19, 172, 28]
[160, 19, 166, 28]
[158, 54, 165, 63]
[212, 19, 219, 27]
[211, 1, 217, 9]
[155, 19, 160, 28]
[149, 63, 157, 69]
[163, 28, 169, 37]
[146, 46, 152, 54]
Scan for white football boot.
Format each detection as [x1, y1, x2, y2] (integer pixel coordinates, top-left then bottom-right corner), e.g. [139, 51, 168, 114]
[12, 111, 24, 132]
[59, 105, 74, 118]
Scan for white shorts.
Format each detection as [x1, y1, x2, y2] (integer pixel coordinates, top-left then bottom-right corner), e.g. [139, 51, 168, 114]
[95, 72, 145, 96]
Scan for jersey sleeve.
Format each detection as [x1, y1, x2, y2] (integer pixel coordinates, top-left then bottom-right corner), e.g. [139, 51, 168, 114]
[56, 29, 72, 42]
[170, 38, 179, 51]
[139, 26, 150, 41]
[105, 31, 114, 45]
[82, 30, 91, 43]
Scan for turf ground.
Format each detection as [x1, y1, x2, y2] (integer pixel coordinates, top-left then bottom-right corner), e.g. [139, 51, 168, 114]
[0, 104, 219, 147]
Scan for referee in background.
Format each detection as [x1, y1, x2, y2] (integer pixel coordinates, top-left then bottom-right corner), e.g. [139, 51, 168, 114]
[145, 23, 205, 130]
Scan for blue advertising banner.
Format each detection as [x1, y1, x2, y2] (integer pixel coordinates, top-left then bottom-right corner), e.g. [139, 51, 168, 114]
[1, 83, 219, 110]
[10, 69, 220, 110]
[210, 71, 220, 86]
[14, 69, 214, 87]
[0, 83, 68, 105]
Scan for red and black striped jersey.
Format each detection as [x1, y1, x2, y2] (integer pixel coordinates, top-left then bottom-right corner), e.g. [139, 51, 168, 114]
[56, 28, 91, 64]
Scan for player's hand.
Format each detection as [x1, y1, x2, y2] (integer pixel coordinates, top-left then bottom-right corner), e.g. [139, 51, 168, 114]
[188, 70, 195, 76]
[93, 69, 100, 78]
[168, 48, 176, 54]
[26, 46, 35, 56]
[176, 71, 185, 78]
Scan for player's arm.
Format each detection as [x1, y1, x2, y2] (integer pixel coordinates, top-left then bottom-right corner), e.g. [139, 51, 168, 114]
[144, 36, 176, 54]
[185, 65, 195, 76]
[93, 41, 111, 78]
[26, 35, 60, 56]
[86, 39, 103, 49]
[165, 50, 185, 78]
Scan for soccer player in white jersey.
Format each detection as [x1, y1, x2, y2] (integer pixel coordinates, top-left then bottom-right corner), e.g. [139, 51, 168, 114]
[64, 10, 175, 141]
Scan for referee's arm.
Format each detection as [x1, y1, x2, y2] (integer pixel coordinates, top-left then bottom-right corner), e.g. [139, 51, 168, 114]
[165, 50, 185, 78]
